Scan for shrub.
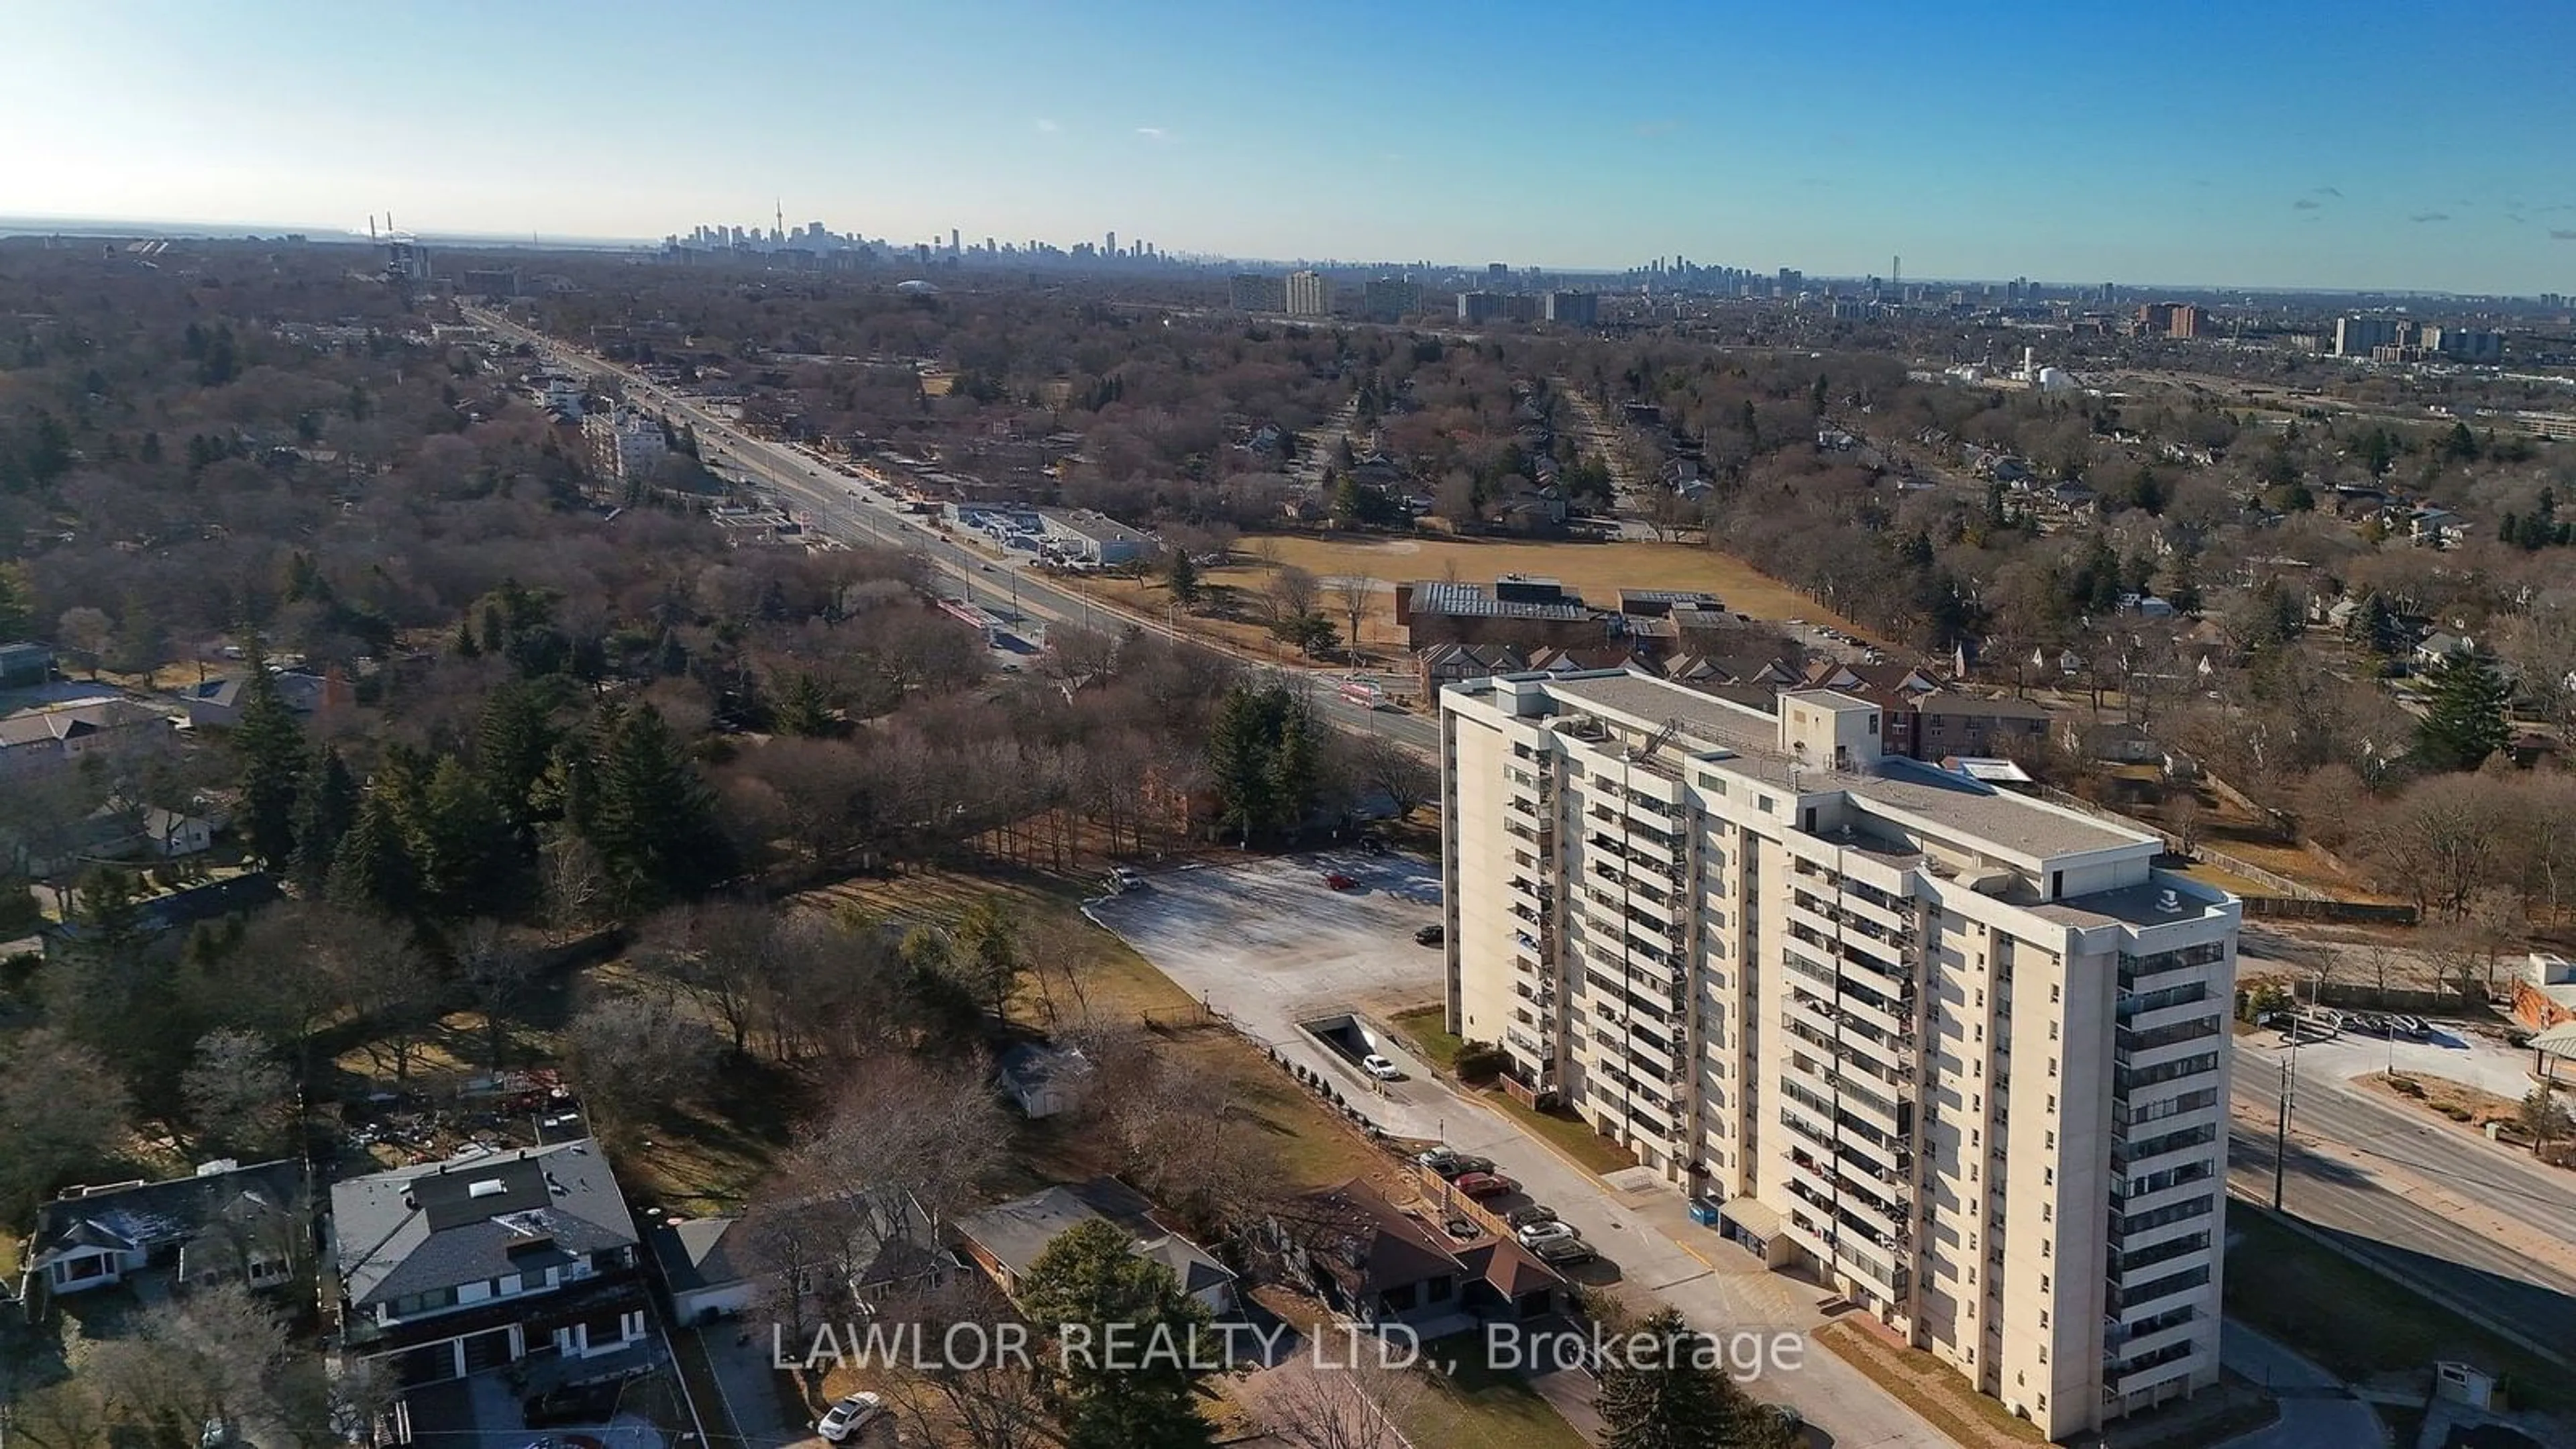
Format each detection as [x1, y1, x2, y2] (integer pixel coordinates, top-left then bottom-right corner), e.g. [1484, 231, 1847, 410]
[1454, 1039, 1508, 1083]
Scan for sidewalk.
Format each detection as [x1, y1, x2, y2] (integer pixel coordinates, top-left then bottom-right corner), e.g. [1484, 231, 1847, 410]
[2214, 1323, 2381, 1449]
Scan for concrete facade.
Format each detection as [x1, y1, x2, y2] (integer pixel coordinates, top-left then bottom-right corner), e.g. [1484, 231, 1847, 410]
[1438, 669, 2239, 1440]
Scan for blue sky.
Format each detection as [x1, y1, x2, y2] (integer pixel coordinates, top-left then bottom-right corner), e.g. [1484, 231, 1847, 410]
[6, 0, 2575, 292]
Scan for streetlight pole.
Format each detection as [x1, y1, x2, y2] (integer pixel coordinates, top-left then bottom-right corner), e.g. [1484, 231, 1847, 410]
[2271, 1056, 2292, 1212]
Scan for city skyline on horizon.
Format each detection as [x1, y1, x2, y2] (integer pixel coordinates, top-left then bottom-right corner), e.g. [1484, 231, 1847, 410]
[6, 1, 2575, 295]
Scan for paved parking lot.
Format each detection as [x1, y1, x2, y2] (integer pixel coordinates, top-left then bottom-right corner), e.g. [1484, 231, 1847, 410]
[2277, 1017, 2539, 1097]
[1087, 851, 1451, 1134]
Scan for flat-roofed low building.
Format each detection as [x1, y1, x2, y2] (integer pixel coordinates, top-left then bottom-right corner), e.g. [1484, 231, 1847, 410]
[1034, 507, 1150, 566]
[1395, 578, 1598, 650]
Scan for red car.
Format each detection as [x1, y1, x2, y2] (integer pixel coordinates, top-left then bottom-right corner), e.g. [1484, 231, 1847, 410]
[1322, 871, 1358, 891]
[1452, 1171, 1514, 1199]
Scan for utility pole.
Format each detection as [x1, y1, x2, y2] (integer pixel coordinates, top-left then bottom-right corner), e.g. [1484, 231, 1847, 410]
[2271, 1055, 2292, 1210]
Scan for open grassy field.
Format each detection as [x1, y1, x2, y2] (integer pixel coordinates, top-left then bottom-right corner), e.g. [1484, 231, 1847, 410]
[1248, 531, 1868, 635]
[1056, 529, 1876, 671]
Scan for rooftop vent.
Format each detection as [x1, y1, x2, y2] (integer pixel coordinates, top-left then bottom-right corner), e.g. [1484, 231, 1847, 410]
[467, 1179, 507, 1199]
[2156, 890, 2182, 914]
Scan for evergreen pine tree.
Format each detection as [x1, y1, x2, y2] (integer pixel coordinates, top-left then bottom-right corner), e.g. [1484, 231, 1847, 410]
[327, 793, 416, 918]
[231, 639, 308, 869]
[2414, 650, 2512, 771]
[289, 747, 359, 889]
[586, 704, 729, 908]
[453, 616, 481, 657]
[1165, 547, 1202, 606]
[1595, 1309, 1794, 1449]
[475, 682, 558, 831]
[417, 756, 521, 918]
[1016, 1218, 1218, 1449]
[773, 672, 833, 737]
[1207, 686, 1281, 848]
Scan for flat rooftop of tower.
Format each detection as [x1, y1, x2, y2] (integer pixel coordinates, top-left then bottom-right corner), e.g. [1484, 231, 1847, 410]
[1505, 671, 2153, 864]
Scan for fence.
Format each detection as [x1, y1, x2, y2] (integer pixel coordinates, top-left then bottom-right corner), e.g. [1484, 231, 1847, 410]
[2239, 897, 2418, 926]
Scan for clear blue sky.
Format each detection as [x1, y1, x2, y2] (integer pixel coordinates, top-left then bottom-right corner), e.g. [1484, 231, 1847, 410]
[7, 0, 2575, 292]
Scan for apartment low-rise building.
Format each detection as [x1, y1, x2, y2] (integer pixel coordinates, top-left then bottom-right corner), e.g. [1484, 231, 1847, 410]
[1439, 670, 2237, 1439]
[1285, 270, 1331, 318]
[583, 409, 668, 486]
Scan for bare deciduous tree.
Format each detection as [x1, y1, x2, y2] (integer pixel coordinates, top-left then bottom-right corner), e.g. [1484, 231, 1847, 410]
[1260, 1358, 1429, 1449]
[1267, 564, 1320, 627]
[1332, 575, 1376, 663]
[561, 989, 719, 1126]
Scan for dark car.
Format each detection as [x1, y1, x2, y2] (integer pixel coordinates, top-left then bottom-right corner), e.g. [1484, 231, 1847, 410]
[522, 1383, 623, 1429]
[1505, 1203, 1558, 1230]
[1414, 924, 1444, 946]
[1430, 1152, 1493, 1179]
[1531, 1235, 1595, 1266]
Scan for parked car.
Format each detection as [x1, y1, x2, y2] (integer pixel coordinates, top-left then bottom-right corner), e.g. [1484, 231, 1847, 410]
[1414, 924, 1445, 947]
[1428, 1152, 1493, 1179]
[1452, 1171, 1514, 1199]
[1530, 1234, 1595, 1266]
[1415, 1146, 1461, 1172]
[523, 1383, 623, 1429]
[1322, 871, 1358, 891]
[1516, 1219, 1580, 1247]
[1505, 1203, 1558, 1230]
[1106, 865, 1144, 892]
[1362, 1054, 1404, 1081]
[816, 1393, 883, 1442]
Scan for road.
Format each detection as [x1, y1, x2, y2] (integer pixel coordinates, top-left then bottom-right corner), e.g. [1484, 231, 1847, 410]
[468, 308, 1437, 758]
[2229, 1033, 2576, 1354]
[2216, 1323, 2379, 1449]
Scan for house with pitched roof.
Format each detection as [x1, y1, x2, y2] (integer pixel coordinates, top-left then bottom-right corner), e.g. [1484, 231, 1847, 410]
[327, 1139, 647, 1386]
[954, 1178, 1235, 1315]
[21, 1159, 310, 1309]
[1263, 1178, 1562, 1338]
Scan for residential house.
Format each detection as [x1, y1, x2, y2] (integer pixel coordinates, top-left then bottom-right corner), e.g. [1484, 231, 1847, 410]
[2070, 720, 2163, 765]
[646, 1217, 758, 1324]
[955, 1179, 1236, 1315]
[660, 1192, 951, 1330]
[1526, 645, 1652, 676]
[1417, 643, 1529, 701]
[1263, 1178, 1562, 1336]
[2414, 633, 2472, 669]
[0, 699, 171, 779]
[21, 1159, 310, 1308]
[329, 1139, 649, 1386]
[1909, 692, 2053, 762]
[184, 667, 351, 730]
[2408, 507, 2463, 545]
[996, 1042, 1094, 1120]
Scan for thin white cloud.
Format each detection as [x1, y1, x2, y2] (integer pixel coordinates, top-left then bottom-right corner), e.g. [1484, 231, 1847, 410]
[1034, 117, 1061, 133]
[1134, 126, 1169, 142]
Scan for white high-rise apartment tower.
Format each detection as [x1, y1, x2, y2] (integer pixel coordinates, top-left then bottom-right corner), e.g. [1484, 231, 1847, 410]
[1284, 269, 1332, 317]
[1439, 671, 2236, 1440]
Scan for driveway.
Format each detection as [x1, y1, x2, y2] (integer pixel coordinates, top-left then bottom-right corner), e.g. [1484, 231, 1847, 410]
[692, 1325, 820, 1449]
[1090, 855, 1951, 1448]
[2214, 1322, 2381, 1449]
[398, 1368, 667, 1449]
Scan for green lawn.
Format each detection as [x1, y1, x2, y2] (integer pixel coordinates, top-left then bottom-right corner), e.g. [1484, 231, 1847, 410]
[1403, 1334, 1589, 1449]
[1386, 1005, 1638, 1175]
[2226, 1208, 2568, 1409]
[1389, 1004, 1462, 1073]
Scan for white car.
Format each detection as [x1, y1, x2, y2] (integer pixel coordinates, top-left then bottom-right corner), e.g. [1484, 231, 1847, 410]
[815, 1392, 882, 1442]
[1362, 1054, 1403, 1081]
[1517, 1219, 1580, 1248]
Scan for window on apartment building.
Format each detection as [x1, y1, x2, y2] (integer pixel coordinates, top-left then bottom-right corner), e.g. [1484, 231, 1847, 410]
[2041, 1203, 2052, 1223]
[2049, 1057, 2058, 1077]
[2045, 1130, 2056, 1150]
[1758, 796, 1774, 812]
[2049, 982, 2060, 1002]
[2046, 1093, 2055, 1113]
[2043, 1167, 2054, 1185]
[2039, 1347, 2048, 1366]
[2042, 1240, 2051, 1259]
[2048, 1020, 2058, 1040]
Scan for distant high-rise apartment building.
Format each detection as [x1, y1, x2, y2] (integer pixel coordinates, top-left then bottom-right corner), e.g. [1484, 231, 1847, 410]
[1106, 231, 1117, 258]
[1440, 671, 2238, 1442]
[2418, 325, 2503, 363]
[1488, 262, 1510, 283]
[1284, 270, 1332, 318]
[1456, 291, 1507, 324]
[1229, 274, 1287, 312]
[2334, 317, 2406, 358]
[584, 409, 668, 486]
[1361, 278, 1421, 322]
[1544, 291, 1599, 326]
[1775, 268, 1805, 297]
[2098, 282, 2117, 305]
[2167, 305, 2202, 339]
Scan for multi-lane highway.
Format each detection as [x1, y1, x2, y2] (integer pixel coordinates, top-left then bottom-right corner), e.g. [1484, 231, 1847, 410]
[2229, 1034, 2576, 1354]
[466, 307, 1437, 757]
